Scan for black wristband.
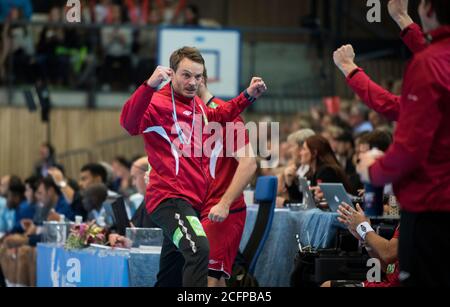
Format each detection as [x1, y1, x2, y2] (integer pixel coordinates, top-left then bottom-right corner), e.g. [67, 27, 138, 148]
[244, 89, 256, 103]
[348, 68, 362, 79]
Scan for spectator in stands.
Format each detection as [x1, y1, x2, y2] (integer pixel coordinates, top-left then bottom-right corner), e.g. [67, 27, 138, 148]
[100, 3, 133, 91]
[159, 0, 186, 25]
[34, 176, 74, 222]
[282, 129, 316, 204]
[127, 157, 146, 212]
[320, 125, 343, 153]
[5, 176, 34, 234]
[132, 2, 161, 86]
[47, 163, 121, 222]
[18, 176, 40, 233]
[111, 156, 135, 197]
[94, 0, 113, 24]
[81, 183, 115, 226]
[301, 135, 352, 193]
[0, 0, 32, 21]
[2, 7, 35, 84]
[368, 110, 390, 130]
[334, 131, 361, 192]
[35, 6, 73, 86]
[183, 4, 199, 26]
[125, 0, 150, 25]
[321, 202, 400, 287]
[109, 157, 156, 247]
[349, 104, 373, 136]
[33, 143, 64, 178]
[357, 130, 394, 206]
[0, 176, 74, 287]
[0, 176, 15, 233]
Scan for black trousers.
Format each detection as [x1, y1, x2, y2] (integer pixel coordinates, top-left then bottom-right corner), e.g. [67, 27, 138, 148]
[399, 210, 450, 287]
[151, 198, 209, 287]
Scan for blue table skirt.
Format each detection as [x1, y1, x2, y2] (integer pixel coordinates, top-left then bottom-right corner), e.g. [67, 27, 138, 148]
[239, 206, 343, 287]
[37, 243, 160, 287]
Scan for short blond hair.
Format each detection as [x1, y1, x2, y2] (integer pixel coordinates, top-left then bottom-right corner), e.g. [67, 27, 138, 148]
[287, 129, 315, 146]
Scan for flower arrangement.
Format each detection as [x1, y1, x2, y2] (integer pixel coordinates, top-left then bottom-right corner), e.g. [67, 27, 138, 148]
[65, 221, 107, 250]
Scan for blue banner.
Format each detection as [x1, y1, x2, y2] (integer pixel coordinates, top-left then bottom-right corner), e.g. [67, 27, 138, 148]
[37, 243, 130, 287]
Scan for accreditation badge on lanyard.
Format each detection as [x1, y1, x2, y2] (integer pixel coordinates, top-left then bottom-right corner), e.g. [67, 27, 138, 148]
[199, 104, 208, 126]
[171, 85, 195, 145]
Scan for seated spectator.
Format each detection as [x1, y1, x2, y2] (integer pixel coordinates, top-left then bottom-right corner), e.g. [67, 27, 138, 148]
[81, 183, 113, 226]
[349, 104, 373, 136]
[7, 176, 35, 234]
[35, 176, 74, 222]
[301, 135, 352, 193]
[282, 129, 316, 204]
[334, 131, 362, 193]
[356, 129, 394, 213]
[111, 156, 135, 197]
[0, 0, 32, 21]
[47, 163, 121, 222]
[33, 143, 64, 178]
[109, 156, 157, 247]
[0, 175, 15, 234]
[321, 202, 400, 287]
[128, 156, 155, 227]
[19, 176, 40, 231]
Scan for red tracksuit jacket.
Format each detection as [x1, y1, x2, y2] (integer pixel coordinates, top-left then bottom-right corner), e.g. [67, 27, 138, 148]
[347, 24, 450, 213]
[201, 97, 249, 218]
[120, 83, 253, 214]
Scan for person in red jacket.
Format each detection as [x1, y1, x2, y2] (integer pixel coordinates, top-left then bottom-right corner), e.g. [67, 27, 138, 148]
[120, 46, 267, 287]
[322, 203, 400, 288]
[335, 0, 450, 286]
[197, 74, 257, 287]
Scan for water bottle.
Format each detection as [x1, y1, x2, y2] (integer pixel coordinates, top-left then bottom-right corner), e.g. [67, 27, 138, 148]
[75, 215, 83, 225]
[363, 183, 384, 217]
[56, 214, 67, 245]
[362, 149, 385, 218]
[97, 216, 106, 227]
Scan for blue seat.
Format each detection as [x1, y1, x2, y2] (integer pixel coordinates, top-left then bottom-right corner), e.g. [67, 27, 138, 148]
[242, 176, 277, 275]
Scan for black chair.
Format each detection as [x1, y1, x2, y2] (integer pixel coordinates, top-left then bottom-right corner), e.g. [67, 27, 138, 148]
[242, 176, 278, 275]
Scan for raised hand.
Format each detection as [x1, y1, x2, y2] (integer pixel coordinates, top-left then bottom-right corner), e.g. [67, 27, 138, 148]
[147, 66, 173, 89]
[333, 44, 358, 77]
[388, 0, 414, 30]
[246, 77, 268, 99]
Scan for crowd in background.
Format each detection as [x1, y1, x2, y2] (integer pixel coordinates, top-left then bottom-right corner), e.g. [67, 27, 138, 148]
[0, 0, 219, 91]
[0, 0, 413, 288]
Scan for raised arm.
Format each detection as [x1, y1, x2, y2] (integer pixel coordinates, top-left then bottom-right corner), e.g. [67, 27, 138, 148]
[388, 0, 428, 53]
[334, 45, 401, 121]
[120, 66, 172, 135]
[205, 77, 267, 124]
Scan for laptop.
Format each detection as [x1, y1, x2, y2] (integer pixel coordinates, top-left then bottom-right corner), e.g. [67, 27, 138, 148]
[318, 183, 354, 212]
[299, 178, 316, 209]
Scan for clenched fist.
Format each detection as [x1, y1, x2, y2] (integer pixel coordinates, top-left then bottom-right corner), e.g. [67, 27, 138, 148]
[246, 77, 268, 99]
[333, 45, 358, 77]
[147, 66, 173, 89]
[388, 0, 414, 30]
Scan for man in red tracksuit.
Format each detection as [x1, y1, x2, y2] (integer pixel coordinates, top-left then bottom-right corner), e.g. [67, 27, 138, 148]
[335, 0, 450, 286]
[120, 47, 267, 287]
[197, 76, 256, 287]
